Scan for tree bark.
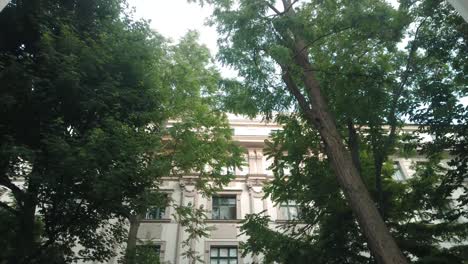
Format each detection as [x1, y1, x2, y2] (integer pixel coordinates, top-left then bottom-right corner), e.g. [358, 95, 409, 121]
[295, 39, 407, 264]
[347, 120, 362, 174]
[11, 175, 39, 264]
[374, 153, 385, 218]
[290, 37, 407, 264]
[124, 213, 143, 264]
[276, 2, 408, 262]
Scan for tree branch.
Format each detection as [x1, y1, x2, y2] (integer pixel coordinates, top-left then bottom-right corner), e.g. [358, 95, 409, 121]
[280, 66, 322, 129]
[0, 200, 18, 215]
[264, 1, 282, 15]
[0, 176, 24, 204]
[293, 26, 354, 59]
[283, 0, 299, 13]
[264, 0, 299, 16]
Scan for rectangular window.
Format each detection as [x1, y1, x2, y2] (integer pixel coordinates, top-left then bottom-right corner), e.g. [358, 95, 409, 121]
[210, 246, 238, 264]
[279, 200, 300, 220]
[144, 194, 168, 220]
[392, 162, 405, 181]
[212, 196, 236, 220]
[136, 244, 161, 257]
[145, 206, 166, 220]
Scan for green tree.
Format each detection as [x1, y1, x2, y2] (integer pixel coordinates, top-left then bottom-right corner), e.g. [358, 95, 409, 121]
[123, 32, 243, 264]
[240, 115, 468, 263]
[173, 203, 214, 264]
[0, 1, 242, 264]
[192, 0, 411, 262]
[197, 0, 466, 263]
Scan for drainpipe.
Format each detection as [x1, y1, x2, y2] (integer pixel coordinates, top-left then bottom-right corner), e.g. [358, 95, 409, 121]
[174, 182, 184, 264]
[247, 181, 254, 214]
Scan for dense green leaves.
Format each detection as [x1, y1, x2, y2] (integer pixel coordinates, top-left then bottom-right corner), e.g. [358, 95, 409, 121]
[193, 0, 468, 263]
[0, 0, 242, 263]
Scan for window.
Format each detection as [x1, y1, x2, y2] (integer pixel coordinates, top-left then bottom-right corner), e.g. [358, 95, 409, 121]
[392, 162, 405, 181]
[136, 244, 161, 258]
[145, 206, 165, 220]
[210, 246, 238, 264]
[212, 196, 236, 220]
[144, 194, 168, 220]
[279, 200, 300, 220]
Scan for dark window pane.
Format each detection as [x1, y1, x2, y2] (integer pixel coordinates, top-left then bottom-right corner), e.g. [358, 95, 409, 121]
[279, 200, 300, 220]
[210, 247, 238, 264]
[212, 208, 221, 220]
[392, 162, 405, 181]
[145, 207, 165, 220]
[136, 245, 160, 256]
[212, 196, 236, 220]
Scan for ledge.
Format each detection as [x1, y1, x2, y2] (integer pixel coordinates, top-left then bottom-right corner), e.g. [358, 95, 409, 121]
[274, 219, 305, 224]
[205, 219, 242, 224]
[140, 219, 172, 223]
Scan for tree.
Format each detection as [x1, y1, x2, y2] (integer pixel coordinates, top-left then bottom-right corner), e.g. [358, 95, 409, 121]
[209, 0, 467, 263]
[173, 204, 214, 264]
[240, 115, 468, 263]
[122, 32, 243, 264]
[0, 1, 242, 263]
[192, 0, 410, 262]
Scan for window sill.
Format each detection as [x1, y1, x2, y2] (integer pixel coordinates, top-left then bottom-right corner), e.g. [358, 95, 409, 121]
[274, 219, 304, 224]
[205, 219, 242, 223]
[140, 219, 171, 223]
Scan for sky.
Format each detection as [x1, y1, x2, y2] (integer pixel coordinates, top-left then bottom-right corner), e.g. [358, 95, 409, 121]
[127, 0, 217, 52]
[126, 0, 467, 106]
[126, 0, 399, 55]
[125, 0, 401, 77]
[126, 0, 241, 76]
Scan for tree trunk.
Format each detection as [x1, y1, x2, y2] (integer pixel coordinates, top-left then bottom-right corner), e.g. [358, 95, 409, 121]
[276, 2, 407, 261]
[374, 155, 385, 218]
[12, 177, 39, 264]
[124, 213, 143, 264]
[288, 34, 408, 264]
[347, 120, 361, 174]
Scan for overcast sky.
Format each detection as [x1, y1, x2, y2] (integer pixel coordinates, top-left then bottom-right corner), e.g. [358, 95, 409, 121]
[127, 0, 217, 51]
[126, 0, 467, 106]
[125, 0, 399, 53]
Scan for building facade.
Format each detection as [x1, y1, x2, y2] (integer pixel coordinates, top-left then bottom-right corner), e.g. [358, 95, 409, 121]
[89, 116, 435, 264]
[0, 116, 450, 264]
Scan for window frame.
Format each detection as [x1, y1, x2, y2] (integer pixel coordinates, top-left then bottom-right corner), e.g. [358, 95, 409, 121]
[206, 190, 242, 222]
[278, 200, 301, 221]
[209, 246, 238, 264]
[135, 241, 166, 262]
[392, 161, 406, 181]
[141, 192, 172, 222]
[212, 195, 237, 220]
[136, 244, 161, 256]
[204, 241, 243, 264]
[144, 206, 166, 220]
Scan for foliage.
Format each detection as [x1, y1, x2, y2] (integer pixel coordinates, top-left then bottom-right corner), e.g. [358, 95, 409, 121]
[124, 241, 161, 264]
[134, 245, 161, 264]
[192, 0, 468, 263]
[240, 115, 468, 263]
[173, 203, 215, 264]
[0, 1, 242, 263]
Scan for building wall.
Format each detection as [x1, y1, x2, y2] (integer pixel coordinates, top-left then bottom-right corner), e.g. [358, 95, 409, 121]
[109, 117, 431, 264]
[1, 116, 456, 264]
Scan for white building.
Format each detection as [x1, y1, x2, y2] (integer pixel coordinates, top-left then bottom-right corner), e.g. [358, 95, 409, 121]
[0, 116, 458, 264]
[88, 116, 441, 264]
